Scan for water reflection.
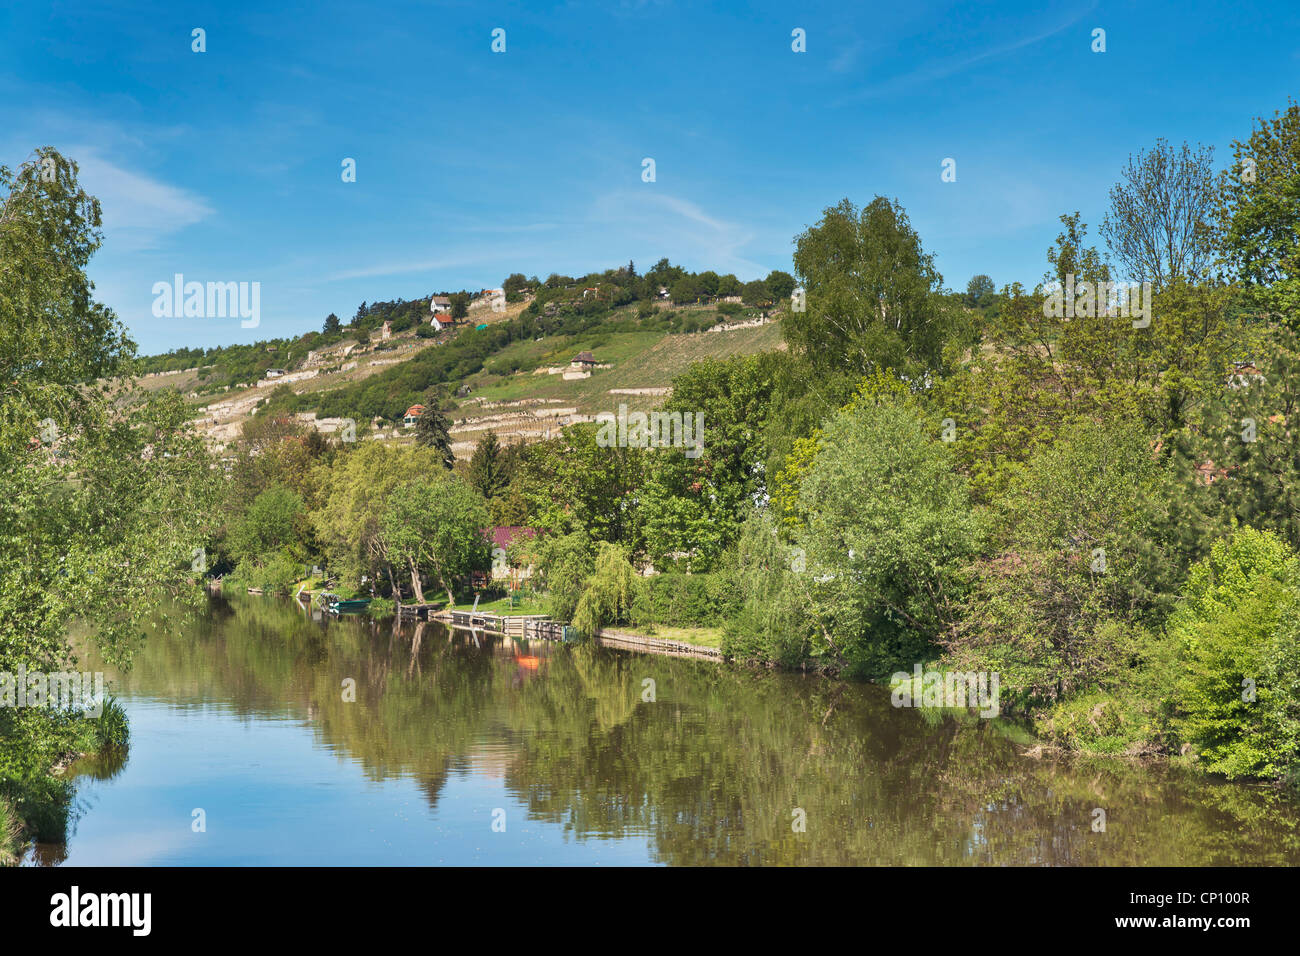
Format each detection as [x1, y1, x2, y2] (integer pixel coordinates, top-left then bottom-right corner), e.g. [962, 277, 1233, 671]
[37, 595, 1300, 865]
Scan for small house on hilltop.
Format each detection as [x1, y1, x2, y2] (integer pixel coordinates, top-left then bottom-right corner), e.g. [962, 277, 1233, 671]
[403, 404, 426, 428]
[431, 296, 452, 315]
[571, 351, 597, 369]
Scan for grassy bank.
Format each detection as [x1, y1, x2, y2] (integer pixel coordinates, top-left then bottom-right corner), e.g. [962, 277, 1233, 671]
[621, 625, 723, 650]
[447, 594, 549, 616]
[0, 697, 130, 863]
[0, 796, 20, 866]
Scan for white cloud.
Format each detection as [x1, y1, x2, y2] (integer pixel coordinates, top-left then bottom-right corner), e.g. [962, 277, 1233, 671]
[588, 191, 765, 276]
[72, 151, 213, 252]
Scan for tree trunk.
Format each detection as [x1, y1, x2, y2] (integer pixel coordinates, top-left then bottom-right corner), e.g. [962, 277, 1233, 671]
[408, 556, 425, 604]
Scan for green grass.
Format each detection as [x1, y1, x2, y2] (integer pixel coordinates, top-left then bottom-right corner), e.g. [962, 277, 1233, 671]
[458, 317, 785, 418]
[367, 597, 396, 616]
[629, 625, 724, 649]
[449, 594, 550, 616]
[0, 797, 22, 866]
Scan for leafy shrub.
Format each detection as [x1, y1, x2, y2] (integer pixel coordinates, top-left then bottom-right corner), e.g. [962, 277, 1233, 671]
[793, 392, 982, 678]
[632, 572, 740, 627]
[945, 420, 1192, 709]
[1168, 527, 1300, 779]
[225, 551, 303, 595]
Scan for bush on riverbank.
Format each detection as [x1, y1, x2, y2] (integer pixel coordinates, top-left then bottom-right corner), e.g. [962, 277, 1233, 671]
[0, 697, 128, 850]
[631, 572, 739, 628]
[225, 552, 304, 595]
[1166, 529, 1300, 779]
[0, 796, 21, 866]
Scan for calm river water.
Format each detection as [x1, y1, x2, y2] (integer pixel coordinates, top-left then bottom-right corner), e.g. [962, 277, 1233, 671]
[28, 595, 1300, 865]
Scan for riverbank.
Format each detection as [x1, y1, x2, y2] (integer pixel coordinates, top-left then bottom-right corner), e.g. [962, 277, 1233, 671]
[0, 697, 130, 866]
[595, 626, 724, 660]
[0, 797, 20, 866]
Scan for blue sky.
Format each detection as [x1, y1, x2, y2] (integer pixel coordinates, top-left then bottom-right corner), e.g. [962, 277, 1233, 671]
[3, 0, 1298, 354]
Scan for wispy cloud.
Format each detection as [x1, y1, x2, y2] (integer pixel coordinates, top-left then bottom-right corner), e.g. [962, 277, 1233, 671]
[832, 3, 1098, 105]
[72, 150, 213, 252]
[829, 39, 864, 75]
[588, 191, 766, 276]
[324, 250, 529, 282]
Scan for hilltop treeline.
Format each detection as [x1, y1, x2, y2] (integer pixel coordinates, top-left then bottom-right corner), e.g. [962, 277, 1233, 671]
[135, 262, 797, 399]
[135, 294, 471, 393]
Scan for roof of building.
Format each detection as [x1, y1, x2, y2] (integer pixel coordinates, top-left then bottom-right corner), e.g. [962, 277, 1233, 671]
[404, 404, 426, 418]
[485, 526, 537, 550]
[572, 350, 596, 363]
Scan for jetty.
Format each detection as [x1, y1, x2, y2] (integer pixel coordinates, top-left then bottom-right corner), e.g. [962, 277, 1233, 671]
[594, 628, 724, 661]
[440, 610, 573, 641]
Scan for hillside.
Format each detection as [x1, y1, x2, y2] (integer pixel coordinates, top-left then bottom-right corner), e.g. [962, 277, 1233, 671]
[135, 294, 788, 458]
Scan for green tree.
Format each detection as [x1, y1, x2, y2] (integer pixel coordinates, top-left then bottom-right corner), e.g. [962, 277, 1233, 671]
[323, 312, 341, 334]
[764, 269, 796, 301]
[964, 274, 995, 307]
[572, 543, 642, 635]
[467, 430, 508, 500]
[1216, 100, 1300, 323]
[512, 425, 644, 549]
[450, 293, 470, 320]
[740, 279, 770, 306]
[787, 197, 958, 378]
[1101, 138, 1217, 286]
[503, 273, 529, 302]
[791, 388, 982, 677]
[229, 484, 309, 568]
[1169, 527, 1300, 780]
[525, 531, 595, 621]
[946, 420, 1200, 709]
[0, 148, 217, 838]
[669, 276, 699, 304]
[640, 354, 783, 570]
[311, 442, 447, 588]
[380, 475, 490, 602]
[414, 405, 454, 467]
[716, 273, 742, 297]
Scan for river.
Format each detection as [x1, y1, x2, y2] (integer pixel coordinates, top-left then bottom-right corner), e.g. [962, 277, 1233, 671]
[28, 594, 1300, 865]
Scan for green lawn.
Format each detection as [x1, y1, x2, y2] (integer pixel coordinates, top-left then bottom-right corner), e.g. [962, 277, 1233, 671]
[627, 625, 724, 649]
[448, 594, 550, 616]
